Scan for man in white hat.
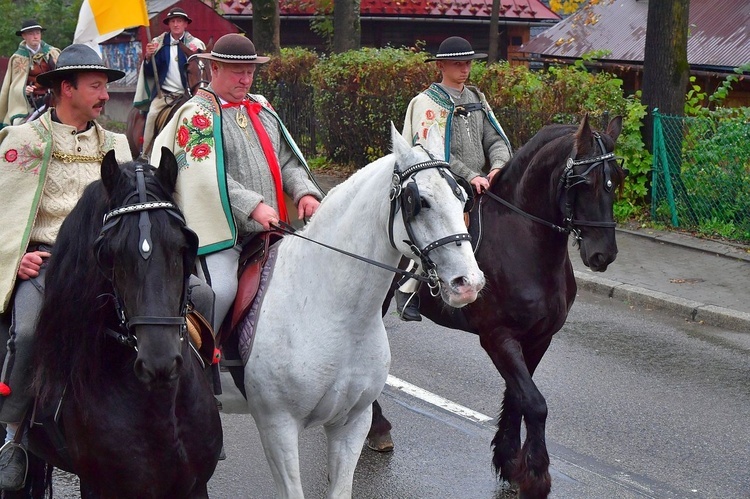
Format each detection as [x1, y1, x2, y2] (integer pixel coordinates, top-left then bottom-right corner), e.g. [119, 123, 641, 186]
[397, 36, 513, 321]
[0, 44, 131, 491]
[152, 33, 323, 337]
[0, 20, 60, 128]
[134, 7, 205, 157]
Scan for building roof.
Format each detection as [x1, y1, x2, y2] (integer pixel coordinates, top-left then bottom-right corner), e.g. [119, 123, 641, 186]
[215, 0, 560, 22]
[519, 0, 750, 70]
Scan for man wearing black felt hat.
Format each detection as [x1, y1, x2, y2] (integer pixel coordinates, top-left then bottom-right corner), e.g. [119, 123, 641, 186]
[0, 44, 132, 491]
[0, 20, 60, 128]
[134, 7, 205, 157]
[397, 36, 513, 321]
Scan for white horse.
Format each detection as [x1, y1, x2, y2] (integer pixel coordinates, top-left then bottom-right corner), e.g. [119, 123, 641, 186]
[243, 124, 485, 498]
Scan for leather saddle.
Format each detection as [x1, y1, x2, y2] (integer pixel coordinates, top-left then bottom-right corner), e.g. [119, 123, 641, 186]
[217, 231, 284, 350]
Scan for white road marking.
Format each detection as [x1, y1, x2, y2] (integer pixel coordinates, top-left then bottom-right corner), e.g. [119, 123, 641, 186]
[386, 374, 493, 424]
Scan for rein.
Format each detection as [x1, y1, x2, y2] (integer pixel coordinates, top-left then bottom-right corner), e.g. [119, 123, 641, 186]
[270, 157, 472, 290]
[96, 166, 192, 350]
[484, 132, 621, 243]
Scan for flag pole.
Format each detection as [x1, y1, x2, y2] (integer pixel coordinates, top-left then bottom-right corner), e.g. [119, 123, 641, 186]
[145, 25, 163, 99]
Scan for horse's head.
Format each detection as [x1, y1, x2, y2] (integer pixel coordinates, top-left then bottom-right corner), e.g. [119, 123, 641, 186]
[186, 38, 213, 96]
[97, 148, 198, 386]
[563, 114, 627, 271]
[389, 123, 484, 307]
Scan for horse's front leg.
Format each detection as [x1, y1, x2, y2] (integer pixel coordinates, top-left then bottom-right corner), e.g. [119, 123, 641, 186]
[480, 333, 551, 499]
[324, 403, 373, 498]
[253, 413, 305, 499]
[366, 400, 393, 452]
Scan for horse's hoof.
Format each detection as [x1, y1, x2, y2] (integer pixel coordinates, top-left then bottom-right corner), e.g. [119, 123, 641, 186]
[366, 433, 394, 452]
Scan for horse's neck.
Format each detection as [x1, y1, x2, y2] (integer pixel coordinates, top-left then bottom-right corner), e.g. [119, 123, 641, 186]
[283, 161, 400, 297]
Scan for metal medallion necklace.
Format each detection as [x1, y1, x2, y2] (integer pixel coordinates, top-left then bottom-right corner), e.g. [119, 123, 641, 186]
[235, 107, 248, 129]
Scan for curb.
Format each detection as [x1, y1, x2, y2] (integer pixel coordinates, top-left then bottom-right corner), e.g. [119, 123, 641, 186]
[574, 271, 750, 333]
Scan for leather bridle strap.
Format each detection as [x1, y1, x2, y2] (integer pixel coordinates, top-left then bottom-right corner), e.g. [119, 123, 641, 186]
[271, 221, 434, 284]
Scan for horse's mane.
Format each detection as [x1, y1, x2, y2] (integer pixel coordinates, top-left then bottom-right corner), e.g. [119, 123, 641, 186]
[32, 163, 173, 405]
[495, 124, 578, 187]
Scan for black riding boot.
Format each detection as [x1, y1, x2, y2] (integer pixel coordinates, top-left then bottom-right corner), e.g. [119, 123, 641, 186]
[395, 290, 422, 322]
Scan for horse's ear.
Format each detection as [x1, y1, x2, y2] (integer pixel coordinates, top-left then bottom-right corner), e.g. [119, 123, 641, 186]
[101, 149, 121, 195]
[205, 37, 214, 53]
[574, 113, 593, 156]
[606, 115, 623, 143]
[155, 147, 179, 195]
[424, 123, 445, 161]
[391, 122, 411, 161]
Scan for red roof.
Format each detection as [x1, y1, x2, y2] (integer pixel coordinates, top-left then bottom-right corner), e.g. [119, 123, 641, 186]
[216, 0, 560, 21]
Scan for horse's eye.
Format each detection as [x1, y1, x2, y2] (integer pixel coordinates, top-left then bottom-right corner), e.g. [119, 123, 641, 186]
[420, 199, 430, 210]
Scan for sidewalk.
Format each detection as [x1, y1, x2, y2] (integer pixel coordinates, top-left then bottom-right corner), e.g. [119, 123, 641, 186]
[571, 227, 750, 332]
[314, 173, 750, 333]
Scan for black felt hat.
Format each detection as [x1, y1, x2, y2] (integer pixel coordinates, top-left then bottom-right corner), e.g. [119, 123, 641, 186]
[197, 33, 269, 64]
[36, 44, 125, 87]
[16, 20, 45, 37]
[163, 7, 192, 24]
[425, 36, 487, 62]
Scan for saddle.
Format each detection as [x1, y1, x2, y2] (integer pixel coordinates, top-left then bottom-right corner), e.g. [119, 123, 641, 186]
[217, 231, 284, 351]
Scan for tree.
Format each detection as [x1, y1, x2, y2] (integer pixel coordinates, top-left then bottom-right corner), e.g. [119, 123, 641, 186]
[488, 0, 500, 63]
[333, 0, 360, 53]
[251, 0, 280, 56]
[640, 0, 689, 151]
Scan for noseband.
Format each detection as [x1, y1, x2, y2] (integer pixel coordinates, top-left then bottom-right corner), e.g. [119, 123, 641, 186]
[388, 158, 472, 294]
[96, 166, 192, 349]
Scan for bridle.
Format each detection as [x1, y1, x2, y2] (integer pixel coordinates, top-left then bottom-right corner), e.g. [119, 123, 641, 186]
[388, 157, 472, 294]
[186, 54, 210, 97]
[271, 154, 472, 294]
[483, 131, 624, 244]
[95, 166, 196, 350]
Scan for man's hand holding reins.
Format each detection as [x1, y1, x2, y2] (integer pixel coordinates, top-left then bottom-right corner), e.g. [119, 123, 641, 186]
[17, 250, 50, 280]
[470, 175, 490, 194]
[297, 195, 320, 221]
[250, 202, 280, 231]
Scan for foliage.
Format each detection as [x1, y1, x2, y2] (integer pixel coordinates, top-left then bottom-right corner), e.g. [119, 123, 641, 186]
[613, 95, 651, 220]
[0, 0, 82, 56]
[253, 47, 320, 157]
[286, 0, 334, 49]
[309, 46, 434, 166]
[472, 60, 626, 148]
[679, 111, 750, 241]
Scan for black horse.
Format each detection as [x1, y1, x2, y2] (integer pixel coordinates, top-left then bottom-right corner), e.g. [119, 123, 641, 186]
[370, 115, 625, 498]
[21, 149, 222, 497]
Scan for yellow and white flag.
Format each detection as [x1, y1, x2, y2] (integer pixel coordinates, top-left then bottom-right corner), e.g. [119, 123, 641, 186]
[74, 0, 149, 49]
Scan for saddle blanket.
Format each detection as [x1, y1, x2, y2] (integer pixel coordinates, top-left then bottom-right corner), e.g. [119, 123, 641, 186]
[236, 243, 279, 365]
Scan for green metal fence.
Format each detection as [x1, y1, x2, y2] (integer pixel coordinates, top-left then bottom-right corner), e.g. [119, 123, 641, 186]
[651, 109, 750, 242]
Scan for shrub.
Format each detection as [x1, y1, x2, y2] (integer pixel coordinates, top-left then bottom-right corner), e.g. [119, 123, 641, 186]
[309, 47, 434, 166]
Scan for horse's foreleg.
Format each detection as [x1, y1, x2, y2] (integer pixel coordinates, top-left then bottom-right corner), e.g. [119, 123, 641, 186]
[324, 404, 373, 499]
[481, 335, 551, 499]
[254, 415, 305, 499]
[491, 386, 522, 482]
[366, 400, 393, 452]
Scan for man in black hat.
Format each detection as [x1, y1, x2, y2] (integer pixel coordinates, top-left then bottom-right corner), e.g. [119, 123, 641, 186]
[0, 44, 132, 491]
[134, 7, 205, 157]
[151, 33, 323, 337]
[396, 36, 513, 321]
[0, 20, 60, 128]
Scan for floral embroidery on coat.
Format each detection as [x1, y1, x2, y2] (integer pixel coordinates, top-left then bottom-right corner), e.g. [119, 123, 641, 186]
[178, 111, 214, 162]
